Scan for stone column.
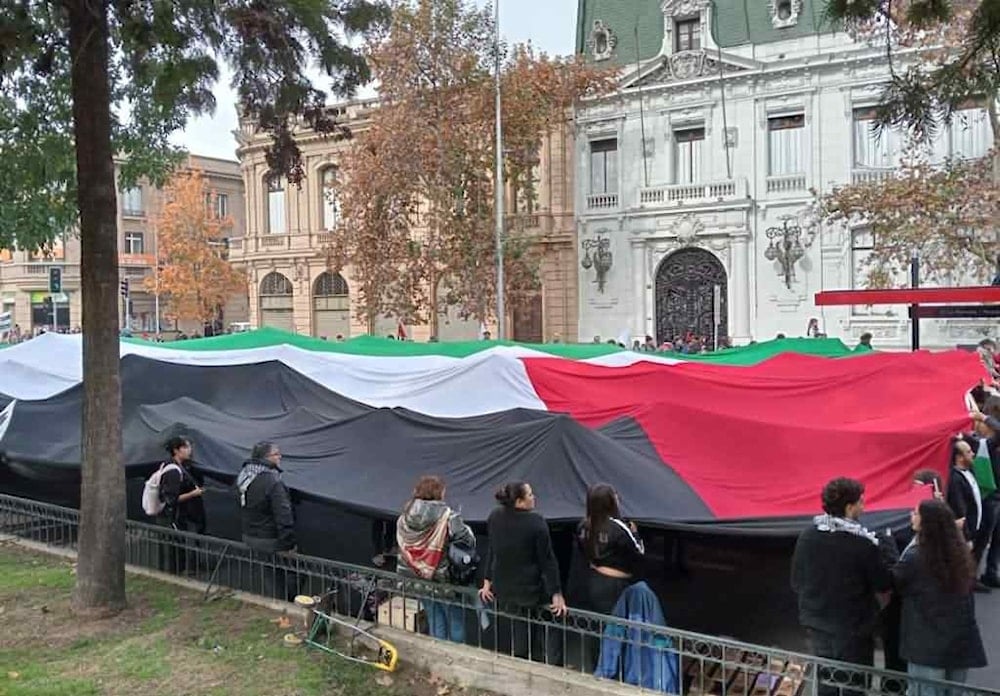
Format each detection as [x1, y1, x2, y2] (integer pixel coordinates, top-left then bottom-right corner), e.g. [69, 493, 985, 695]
[729, 231, 751, 344]
[631, 240, 646, 339]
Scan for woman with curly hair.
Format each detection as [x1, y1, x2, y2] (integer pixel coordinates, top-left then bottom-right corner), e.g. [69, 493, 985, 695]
[894, 499, 987, 696]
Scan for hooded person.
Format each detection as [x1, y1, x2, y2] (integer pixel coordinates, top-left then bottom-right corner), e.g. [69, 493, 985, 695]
[396, 475, 475, 643]
[237, 441, 296, 554]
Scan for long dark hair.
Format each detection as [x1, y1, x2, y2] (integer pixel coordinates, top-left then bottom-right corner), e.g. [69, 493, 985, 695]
[916, 500, 976, 594]
[583, 484, 620, 559]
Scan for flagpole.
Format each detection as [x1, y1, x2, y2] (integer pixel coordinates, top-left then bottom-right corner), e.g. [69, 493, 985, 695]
[493, 0, 506, 340]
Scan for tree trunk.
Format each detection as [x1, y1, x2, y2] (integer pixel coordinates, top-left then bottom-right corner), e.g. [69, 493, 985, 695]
[66, 0, 127, 614]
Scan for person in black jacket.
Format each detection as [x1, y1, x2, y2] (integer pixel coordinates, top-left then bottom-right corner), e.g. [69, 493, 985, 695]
[947, 438, 983, 547]
[574, 483, 645, 615]
[236, 441, 297, 599]
[894, 500, 986, 695]
[158, 436, 205, 575]
[479, 482, 566, 665]
[791, 478, 899, 696]
[968, 408, 1000, 587]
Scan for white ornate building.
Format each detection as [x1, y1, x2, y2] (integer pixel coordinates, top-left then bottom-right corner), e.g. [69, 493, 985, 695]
[574, 0, 995, 348]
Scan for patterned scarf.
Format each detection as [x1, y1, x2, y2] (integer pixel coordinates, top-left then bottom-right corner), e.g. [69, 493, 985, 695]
[813, 513, 879, 546]
[237, 460, 272, 507]
[397, 508, 451, 580]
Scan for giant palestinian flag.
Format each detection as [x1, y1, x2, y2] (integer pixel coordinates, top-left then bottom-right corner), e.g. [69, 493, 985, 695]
[0, 332, 983, 535]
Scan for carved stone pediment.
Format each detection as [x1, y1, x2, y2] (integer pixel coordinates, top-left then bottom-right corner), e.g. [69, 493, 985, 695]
[630, 51, 749, 87]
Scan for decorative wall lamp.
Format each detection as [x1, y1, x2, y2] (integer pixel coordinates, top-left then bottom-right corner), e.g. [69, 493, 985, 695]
[581, 234, 613, 293]
[764, 218, 804, 289]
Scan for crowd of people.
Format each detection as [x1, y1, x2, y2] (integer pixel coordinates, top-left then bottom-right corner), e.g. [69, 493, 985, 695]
[792, 396, 1000, 696]
[147, 393, 1000, 691]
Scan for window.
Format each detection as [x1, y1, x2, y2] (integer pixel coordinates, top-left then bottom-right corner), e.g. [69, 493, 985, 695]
[950, 107, 992, 160]
[321, 168, 339, 230]
[777, 0, 793, 19]
[216, 193, 229, 219]
[675, 19, 701, 52]
[589, 138, 618, 195]
[124, 232, 144, 255]
[853, 108, 902, 169]
[121, 187, 143, 216]
[767, 114, 805, 176]
[266, 176, 286, 234]
[674, 128, 705, 184]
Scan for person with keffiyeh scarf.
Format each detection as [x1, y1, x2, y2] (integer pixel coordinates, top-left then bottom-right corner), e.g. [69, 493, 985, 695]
[396, 475, 475, 644]
[791, 477, 900, 696]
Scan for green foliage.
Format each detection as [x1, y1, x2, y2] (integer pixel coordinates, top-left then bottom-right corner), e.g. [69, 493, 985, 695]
[0, 0, 390, 253]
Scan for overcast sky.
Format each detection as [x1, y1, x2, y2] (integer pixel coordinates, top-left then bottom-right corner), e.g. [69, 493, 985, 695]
[173, 0, 578, 161]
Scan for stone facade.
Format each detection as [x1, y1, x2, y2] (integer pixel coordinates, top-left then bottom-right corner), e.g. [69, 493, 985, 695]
[232, 99, 579, 342]
[0, 154, 248, 336]
[574, 0, 996, 348]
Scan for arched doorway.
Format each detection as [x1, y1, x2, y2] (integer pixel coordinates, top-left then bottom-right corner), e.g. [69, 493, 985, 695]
[654, 248, 727, 348]
[312, 272, 350, 339]
[258, 271, 294, 331]
[512, 292, 544, 343]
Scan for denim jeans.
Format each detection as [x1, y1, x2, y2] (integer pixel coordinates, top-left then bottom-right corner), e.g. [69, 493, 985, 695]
[423, 599, 465, 644]
[907, 663, 968, 696]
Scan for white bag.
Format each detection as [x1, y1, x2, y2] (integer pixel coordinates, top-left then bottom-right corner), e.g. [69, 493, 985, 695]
[141, 462, 181, 517]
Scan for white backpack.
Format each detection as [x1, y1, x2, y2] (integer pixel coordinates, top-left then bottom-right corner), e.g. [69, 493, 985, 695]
[141, 462, 181, 517]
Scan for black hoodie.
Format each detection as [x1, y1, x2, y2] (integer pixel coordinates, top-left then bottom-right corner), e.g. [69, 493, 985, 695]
[237, 458, 296, 552]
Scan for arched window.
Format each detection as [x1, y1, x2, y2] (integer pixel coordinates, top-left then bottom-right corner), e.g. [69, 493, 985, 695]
[321, 167, 339, 231]
[260, 271, 293, 296]
[313, 271, 348, 297]
[266, 176, 286, 234]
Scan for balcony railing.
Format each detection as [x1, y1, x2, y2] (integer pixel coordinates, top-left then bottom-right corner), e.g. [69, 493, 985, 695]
[118, 253, 155, 267]
[851, 168, 894, 185]
[260, 234, 290, 249]
[765, 173, 808, 194]
[639, 178, 748, 208]
[585, 192, 618, 210]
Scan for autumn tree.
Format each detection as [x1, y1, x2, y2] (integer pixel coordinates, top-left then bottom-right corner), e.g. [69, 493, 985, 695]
[330, 0, 611, 332]
[145, 170, 246, 328]
[811, 0, 1000, 284]
[826, 0, 999, 177]
[0, 0, 387, 614]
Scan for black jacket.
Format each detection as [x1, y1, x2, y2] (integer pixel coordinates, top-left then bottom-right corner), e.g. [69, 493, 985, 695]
[483, 506, 561, 607]
[159, 461, 206, 532]
[947, 466, 982, 541]
[791, 524, 897, 636]
[574, 517, 645, 576]
[237, 460, 296, 552]
[893, 544, 987, 669]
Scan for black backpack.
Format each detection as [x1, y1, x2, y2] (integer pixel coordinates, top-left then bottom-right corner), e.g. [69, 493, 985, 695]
[446, 540, 479, 586]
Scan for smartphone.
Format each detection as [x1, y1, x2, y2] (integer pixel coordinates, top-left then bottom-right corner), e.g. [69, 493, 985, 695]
[932, 479, 941, 497]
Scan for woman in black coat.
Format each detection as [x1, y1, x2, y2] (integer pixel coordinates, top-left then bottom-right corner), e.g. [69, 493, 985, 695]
[893, 499, 986, 695]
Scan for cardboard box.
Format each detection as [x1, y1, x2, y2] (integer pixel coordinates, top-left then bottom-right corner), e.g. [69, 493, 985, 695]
[377, 596, 421, 633]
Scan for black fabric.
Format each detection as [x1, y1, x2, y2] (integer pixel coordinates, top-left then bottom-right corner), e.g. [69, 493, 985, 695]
[892, 545, 987, 669]
[240, 467, 296, 551]
[483, 506, 561, 606]
[790, 526, 897, 636]
[0, 356, 915, 537]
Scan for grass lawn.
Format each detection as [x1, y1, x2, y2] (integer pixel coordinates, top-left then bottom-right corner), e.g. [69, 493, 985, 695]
[0, 541, 489, 696]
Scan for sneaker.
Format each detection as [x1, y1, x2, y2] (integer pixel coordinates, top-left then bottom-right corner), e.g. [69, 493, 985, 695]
[982, 575, 1000, 588]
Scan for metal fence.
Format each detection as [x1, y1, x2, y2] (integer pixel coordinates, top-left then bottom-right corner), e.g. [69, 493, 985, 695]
[1, 492, 996, 696]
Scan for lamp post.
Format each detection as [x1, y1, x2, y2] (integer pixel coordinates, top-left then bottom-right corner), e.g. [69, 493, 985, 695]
[493, 0, 505, 340]
[764, 218, 804, 289]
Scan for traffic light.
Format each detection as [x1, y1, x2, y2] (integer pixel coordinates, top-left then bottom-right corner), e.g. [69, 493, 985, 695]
[119, 278, 129, 298]
[48, 267, 62, 294]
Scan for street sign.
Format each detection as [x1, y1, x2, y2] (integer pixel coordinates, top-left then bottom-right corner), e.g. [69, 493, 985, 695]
[908, 305, 1000, 319]
[48, 267, 62, 294]
[50, 293, 69, 304]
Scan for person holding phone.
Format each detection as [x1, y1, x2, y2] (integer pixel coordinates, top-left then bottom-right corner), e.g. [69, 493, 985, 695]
[159, 436, 206, 575]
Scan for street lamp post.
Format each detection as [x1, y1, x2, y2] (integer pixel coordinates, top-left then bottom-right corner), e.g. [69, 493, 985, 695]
[493, 0, 505, 340]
